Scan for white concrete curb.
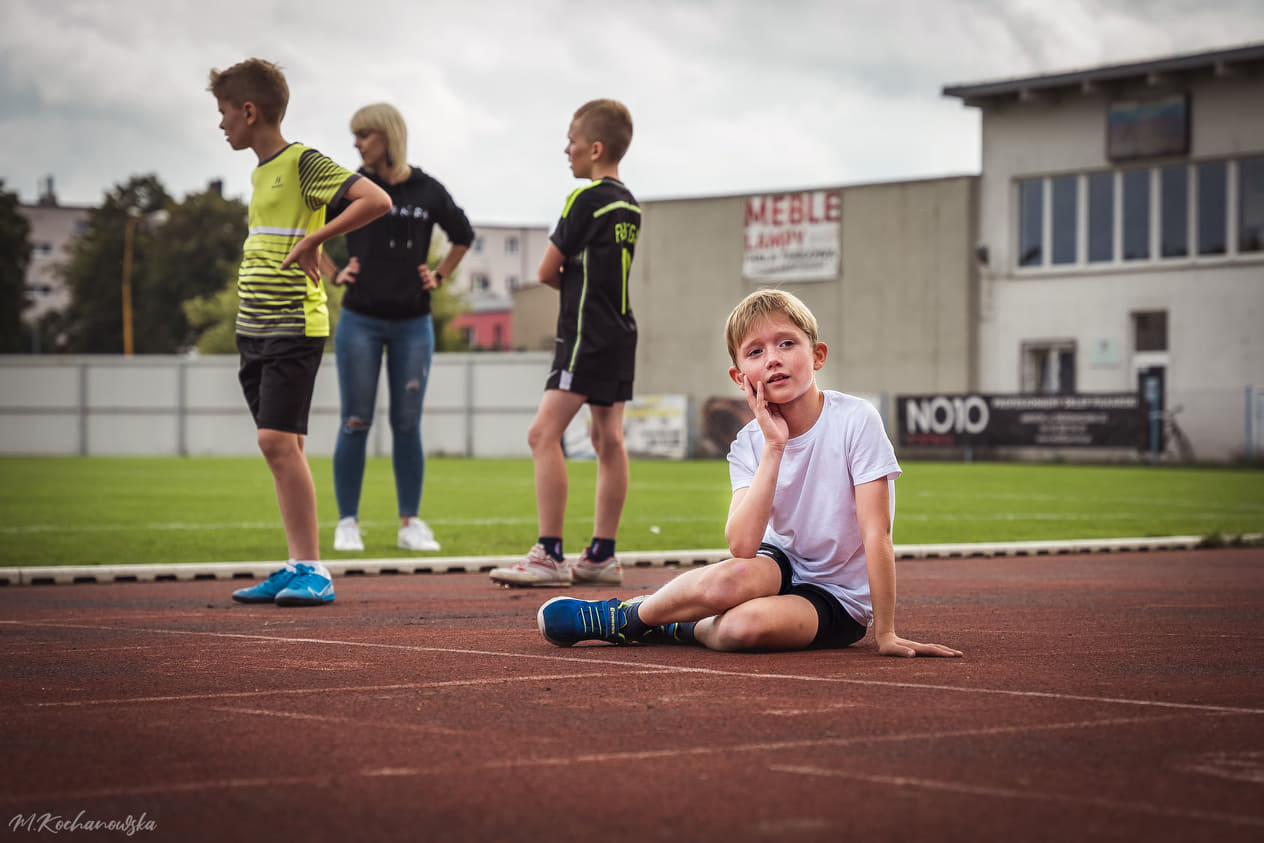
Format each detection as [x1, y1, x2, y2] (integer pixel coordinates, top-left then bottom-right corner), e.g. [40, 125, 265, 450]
[3, 535, 1253, 586]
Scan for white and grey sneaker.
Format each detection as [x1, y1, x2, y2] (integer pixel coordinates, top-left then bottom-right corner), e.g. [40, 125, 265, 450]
[333, 517, 364, 552]
[572, 549, 623, 585]
[398, 517, 440, 551]
[489, 544, 573, 587]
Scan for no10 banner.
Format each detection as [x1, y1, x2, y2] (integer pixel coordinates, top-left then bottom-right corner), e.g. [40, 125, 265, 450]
[896, 393, 1148, 449]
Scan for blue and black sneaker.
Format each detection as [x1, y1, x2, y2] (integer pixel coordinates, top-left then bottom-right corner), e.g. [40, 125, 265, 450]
[537, 596, 641, 646]
[275, 564, 335, 607]
[231, 566, 297, 604]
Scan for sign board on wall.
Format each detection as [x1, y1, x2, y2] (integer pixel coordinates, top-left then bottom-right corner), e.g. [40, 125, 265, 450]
[896, 393, 1147, 449]
[564, 394, 689, 460]
[742, 191, 841, 282]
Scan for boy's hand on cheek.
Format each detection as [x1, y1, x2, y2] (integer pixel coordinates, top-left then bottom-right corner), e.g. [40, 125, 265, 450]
[744, 376, 788, 446]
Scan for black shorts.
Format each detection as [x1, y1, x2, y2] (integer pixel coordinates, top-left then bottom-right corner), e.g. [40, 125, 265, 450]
[545, 367, 633, 407]
[757, 543, 868, 650]
[236, 334, 325, 434]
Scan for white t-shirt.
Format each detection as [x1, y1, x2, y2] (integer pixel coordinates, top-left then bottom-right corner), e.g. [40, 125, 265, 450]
[727, 390, 902, 625]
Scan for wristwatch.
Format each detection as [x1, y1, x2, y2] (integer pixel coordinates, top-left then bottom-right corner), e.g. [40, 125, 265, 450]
[433, 271, 444, 284]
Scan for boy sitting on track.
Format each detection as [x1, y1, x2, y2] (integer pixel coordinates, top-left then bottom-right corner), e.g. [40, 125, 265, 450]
[537, 289, 963, 656]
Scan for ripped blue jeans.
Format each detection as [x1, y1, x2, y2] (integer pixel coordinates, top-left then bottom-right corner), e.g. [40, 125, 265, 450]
[332, 308, 434, 520]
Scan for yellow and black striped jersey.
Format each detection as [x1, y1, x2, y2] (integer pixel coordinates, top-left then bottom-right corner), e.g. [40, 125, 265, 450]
[237, 143, 359, 337]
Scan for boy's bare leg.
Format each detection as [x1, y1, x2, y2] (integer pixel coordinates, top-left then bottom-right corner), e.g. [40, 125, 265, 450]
[258, 428, 319, 561]
[588, 403, 627, 539]
[527, 390, 587, 537]
[638, 555, 782, 624]
[694, 595, 819, 651]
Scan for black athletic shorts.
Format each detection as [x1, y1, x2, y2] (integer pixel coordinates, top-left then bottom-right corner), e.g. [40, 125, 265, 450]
[757, 542, 868, 650]
[545, 367, 633, 407]
[236, 334, 325, 435]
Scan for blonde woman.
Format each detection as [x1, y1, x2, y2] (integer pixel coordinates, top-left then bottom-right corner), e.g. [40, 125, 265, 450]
[321, 103, 473, 553]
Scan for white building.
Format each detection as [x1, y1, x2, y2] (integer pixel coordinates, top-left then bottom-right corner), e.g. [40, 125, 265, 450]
[18, 178, 89, 333]
[944, 42, 1264, 461]
[446, 223, 549, 349]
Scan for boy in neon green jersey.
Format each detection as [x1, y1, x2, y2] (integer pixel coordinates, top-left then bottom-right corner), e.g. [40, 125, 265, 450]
[208, 58, 390, 606]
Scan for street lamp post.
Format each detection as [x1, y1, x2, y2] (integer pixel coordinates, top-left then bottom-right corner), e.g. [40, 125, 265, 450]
[120, 209, 167, 356]
[121, 215, 140, 357]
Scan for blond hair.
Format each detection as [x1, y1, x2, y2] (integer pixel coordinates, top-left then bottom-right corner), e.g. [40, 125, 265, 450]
[572, 99, 634, 164]
[350, 103, 411, 183]
[207, 58, 289, 125]
[724, 289, 820, 365]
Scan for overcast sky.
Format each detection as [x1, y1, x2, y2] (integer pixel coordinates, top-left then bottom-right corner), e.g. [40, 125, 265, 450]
[3, 0, 1262, 225]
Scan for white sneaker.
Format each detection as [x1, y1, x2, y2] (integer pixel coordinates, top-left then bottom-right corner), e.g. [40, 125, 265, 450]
[489, 544, 573, 587]
[398, 517, 440, 551]
[333, 517, 364, 552]
[572, 549, 623, 585]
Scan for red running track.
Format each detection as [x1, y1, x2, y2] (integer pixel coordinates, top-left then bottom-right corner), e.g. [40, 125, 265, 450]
[1, 548, 1262, 842]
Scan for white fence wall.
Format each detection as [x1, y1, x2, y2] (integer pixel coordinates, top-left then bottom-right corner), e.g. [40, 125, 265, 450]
[0, 353, 552, 458]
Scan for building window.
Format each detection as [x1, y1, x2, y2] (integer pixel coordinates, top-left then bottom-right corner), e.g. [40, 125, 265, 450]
[473, 273, 490, 291]
[1087, 171, 1114, 263]
[1021, 343, 1076, 395]
[1160, 165, 1188, 258]
[472, 236, 484, 254]
[1197, 160, 1227, 256]
[1018, 179, 1043, 267]
[505, 236, 519, 255]
[507, 275, 519, 290]
[1122, 169, 1150, 261]
[1132, 310, 1168, 352]
[1240, 156, 1264, 253]
[1051, 175, 1078, 265]
[1017, 155, 1262, 271]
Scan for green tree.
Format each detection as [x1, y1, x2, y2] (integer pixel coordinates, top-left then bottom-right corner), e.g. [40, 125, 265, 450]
[0, 181, 33, 352]
[183, 283, 239, 354]
[58, 175, 170, 353]
[135, 185, 247, 352]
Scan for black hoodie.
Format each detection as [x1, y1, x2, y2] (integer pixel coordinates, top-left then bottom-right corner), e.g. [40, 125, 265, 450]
[330, 166, 474, 319]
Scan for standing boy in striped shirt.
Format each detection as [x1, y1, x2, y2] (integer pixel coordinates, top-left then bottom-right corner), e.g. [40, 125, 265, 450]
[490, 99, 641, 588]
[209, 58, 390, 606]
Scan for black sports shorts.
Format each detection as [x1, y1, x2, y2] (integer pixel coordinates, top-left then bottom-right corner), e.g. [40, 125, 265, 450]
[757, 542, 868, 650]
[545, 367, 633, 407]
[236, 334, 325, 435]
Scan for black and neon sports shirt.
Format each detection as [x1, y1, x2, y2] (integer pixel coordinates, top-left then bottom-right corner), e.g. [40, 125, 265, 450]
[550, 177, 641, 379]
[236, 143, 359, 338]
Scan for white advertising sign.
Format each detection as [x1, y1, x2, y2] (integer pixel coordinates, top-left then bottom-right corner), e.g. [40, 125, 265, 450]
[742, 190, 841, 282]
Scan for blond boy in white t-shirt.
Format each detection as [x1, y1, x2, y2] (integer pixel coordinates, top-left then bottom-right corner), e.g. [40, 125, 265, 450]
[537, 289, 962, 657]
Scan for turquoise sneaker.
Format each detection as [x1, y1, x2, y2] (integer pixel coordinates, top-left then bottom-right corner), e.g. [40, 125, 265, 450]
[231, 566, 297, 604]
[537, 596, 636, 646]
[275, 564, 335, 607]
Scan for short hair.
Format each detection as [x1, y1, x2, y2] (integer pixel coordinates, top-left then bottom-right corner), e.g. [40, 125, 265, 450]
[350, 103, 411, 183]
[725, 289, 820, 365]
[207, 58, 289, 125]
[572, 99, 634, 164]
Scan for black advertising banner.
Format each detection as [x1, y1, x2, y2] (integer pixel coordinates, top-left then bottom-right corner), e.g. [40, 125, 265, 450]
[896, 393, 1148, 448]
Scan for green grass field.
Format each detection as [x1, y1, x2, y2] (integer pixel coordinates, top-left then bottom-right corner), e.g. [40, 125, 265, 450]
[0, 457, 1261, 567]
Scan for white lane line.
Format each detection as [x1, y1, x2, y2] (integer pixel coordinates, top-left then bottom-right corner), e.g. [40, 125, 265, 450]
[479, 712, 1227, 768]
[770, 764, 1264, 829]
[1, 713, 1227, 805]
[4, 619, 1264, 717]
[31, 672, 660, 708]
[206, 707, 472, 736]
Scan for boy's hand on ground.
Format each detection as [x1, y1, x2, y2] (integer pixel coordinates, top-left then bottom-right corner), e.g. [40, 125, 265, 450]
[876, 632, 964, 658]
[281, 236, 321, 282]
